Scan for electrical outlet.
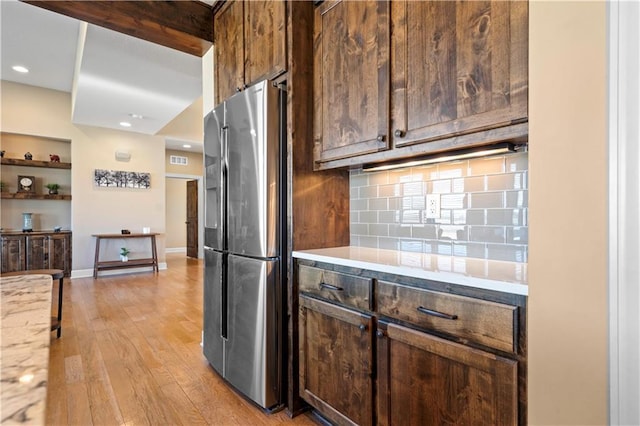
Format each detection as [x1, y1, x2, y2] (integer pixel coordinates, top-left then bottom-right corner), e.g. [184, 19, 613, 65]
[426, 194, 441, 219]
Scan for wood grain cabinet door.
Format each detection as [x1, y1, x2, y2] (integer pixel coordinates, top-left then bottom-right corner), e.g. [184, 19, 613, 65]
[299, 295, 373, 426]
[25, 234, 49, 271]
[0, 235, 25, 273]
[376, 321, 518, 426]
[214, 0, 245, 105]
[390, 0, 528, 147]
[313, 0, 390, 164]
[244, 0, 286, 86]
[48, 233, 71, 276]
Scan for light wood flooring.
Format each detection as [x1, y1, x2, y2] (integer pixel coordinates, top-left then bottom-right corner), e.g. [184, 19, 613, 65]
[46, 253, 318, 426]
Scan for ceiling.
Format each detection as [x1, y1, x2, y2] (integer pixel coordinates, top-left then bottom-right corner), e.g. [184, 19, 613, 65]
[0, 0, 206, 153]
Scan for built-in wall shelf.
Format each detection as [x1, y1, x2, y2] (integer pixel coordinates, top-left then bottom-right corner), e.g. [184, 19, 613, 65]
[1, 158, 72, 169]
[0, 193, 71, 200]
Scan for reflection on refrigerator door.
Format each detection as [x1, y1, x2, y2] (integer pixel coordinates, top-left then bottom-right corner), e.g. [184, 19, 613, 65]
[226, 84, 279, 259]
[225, 254, 280, 409]
[203, 247, 223, 374]
[204, 106, 224, 250]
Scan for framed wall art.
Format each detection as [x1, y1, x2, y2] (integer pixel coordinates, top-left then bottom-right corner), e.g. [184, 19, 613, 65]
[94, 169, 151, 188]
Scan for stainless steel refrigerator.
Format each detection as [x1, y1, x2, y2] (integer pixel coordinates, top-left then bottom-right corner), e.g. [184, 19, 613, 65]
[203, 80, 285, 411]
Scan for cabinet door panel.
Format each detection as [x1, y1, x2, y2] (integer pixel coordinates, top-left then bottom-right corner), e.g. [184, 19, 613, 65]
[299, 295, 373, 426]
[377, 321, 517, 425]
[26, 235, 48, 271]
[314, 0, 390, 163]
[244, 0, 286, 85]
[214, 0, 245, 104]
[1, 235, 25, 273]
[391, 0, 528, 147]
[49, 234, 70, 275]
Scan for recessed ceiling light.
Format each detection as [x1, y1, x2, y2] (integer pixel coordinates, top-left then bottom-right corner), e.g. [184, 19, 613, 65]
[182, 144, 192, 148]
[12, 65, 29, 73]
[128, 113, 145, 119]
[119, 121, 132, 128]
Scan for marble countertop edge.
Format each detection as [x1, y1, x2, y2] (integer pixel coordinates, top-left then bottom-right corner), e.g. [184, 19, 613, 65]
[292, 246, 528, 296]
[1, 274, 53, 426]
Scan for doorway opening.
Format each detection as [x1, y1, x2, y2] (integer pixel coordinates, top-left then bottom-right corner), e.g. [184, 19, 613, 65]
[165, 174, 204, 259]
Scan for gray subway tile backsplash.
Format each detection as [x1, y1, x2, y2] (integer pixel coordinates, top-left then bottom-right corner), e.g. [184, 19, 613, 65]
[390, 224, 412, 238]
[349, 151, 528, 263]
[351, 223, 368, 235]
[359, 211, 378, 223]
[470, 192, 504, 209]
[369, 198, 388, 211]
[359, 185, 378, 198]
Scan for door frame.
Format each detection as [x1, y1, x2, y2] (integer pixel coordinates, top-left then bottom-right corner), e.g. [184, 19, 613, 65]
[608, 1, 640, 424]
[166, 173, 204, 259]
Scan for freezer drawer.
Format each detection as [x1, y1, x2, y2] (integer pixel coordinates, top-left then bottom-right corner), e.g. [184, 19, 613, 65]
[203, 247, 224, 374]
[225, 254, 280, 409]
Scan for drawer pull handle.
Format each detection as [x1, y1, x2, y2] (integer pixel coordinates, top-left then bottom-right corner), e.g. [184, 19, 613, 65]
[320, 282, 344, 292]
[417, 306, 458, 320]
[359, 324, 367, 332]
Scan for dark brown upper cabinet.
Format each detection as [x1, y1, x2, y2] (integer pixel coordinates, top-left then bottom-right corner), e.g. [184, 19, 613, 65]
[313, 0, 528, 170]
[390, 0, 528, 148]
[313, 0, 391, 164]
[214, 0, 286, 105]
[214, 1, 245, 105]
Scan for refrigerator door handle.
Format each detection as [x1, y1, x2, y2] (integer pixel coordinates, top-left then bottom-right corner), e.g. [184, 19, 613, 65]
[221, 125, 228, 251]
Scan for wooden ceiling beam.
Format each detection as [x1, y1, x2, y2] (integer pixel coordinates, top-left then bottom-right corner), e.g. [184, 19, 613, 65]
[22, 1, 213, 57]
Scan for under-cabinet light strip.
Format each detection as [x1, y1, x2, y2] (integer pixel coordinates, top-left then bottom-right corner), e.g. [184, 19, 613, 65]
[362, 143, 518, 172]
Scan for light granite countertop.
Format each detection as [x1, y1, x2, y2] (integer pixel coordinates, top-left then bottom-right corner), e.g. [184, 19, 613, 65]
[0, 274, 52, 425]
[293, 246, 528, 296]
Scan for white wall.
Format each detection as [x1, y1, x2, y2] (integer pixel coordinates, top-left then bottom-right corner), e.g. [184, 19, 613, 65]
[529, 2, 608, 424]
[165, 177, 187, 249]
[164, 149, 203, 251]
[1, 81, 167, 276]
[72, 125, 166, 271]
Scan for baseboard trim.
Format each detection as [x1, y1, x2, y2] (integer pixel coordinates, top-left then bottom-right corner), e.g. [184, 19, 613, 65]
[71, 262, 168, 279]
[166, 247, 187, 253]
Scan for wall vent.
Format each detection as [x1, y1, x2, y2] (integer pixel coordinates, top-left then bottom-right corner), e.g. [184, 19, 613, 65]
[170, 155, 188, 165]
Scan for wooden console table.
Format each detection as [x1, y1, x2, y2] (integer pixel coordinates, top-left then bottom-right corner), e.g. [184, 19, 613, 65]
[92, 233, 159, 278]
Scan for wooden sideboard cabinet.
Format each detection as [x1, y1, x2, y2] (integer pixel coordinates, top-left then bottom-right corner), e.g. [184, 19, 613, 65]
[1, 231, 72, 277]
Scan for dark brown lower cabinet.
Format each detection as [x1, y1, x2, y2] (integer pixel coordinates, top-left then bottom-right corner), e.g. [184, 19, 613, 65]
[295, 260, 525, 425]
[299, 295, 373, 426]
[0, 234, 26, 273]
[1, 231, 72, 276]
[26, 234, 48, 270]
[47, 233, 71, 274]
[376, 320, 518, 426]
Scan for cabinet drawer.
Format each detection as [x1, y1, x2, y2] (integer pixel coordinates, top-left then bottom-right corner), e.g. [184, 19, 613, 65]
[298, 265, 372, 311]
[377, 281, 517, 353]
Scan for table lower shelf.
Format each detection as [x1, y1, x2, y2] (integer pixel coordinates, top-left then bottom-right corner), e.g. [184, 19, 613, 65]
[94, 258, 158, 276]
